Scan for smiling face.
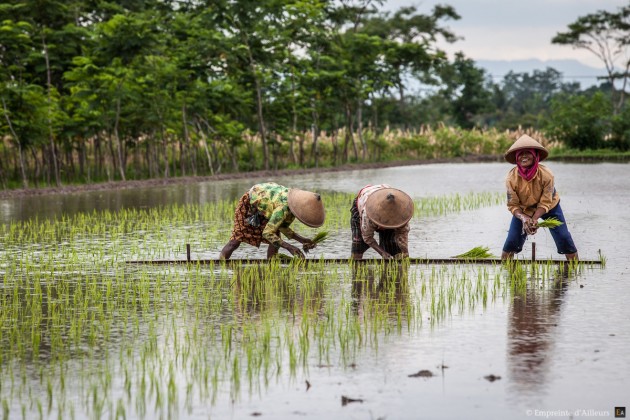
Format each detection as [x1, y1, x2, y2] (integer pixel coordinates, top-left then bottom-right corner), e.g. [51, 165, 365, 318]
[518, 150, 535, 168]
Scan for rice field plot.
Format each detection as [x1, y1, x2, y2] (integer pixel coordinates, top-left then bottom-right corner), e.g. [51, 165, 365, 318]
[0, 191, 596, 419]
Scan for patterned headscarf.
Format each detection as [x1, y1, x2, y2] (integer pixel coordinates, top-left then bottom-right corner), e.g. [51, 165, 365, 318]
[515, 149, 539, 181]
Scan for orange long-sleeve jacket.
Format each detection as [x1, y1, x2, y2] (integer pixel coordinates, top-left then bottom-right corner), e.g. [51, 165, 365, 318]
[505, 164, 560, 217]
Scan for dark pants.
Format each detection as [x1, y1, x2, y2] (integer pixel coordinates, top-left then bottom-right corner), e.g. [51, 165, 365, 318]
[502, 202, 577, 254]
[350, 198, 401, 255]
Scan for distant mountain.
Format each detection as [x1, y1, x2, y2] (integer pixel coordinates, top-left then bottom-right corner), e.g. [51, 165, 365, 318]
[475, 59, 607, 88]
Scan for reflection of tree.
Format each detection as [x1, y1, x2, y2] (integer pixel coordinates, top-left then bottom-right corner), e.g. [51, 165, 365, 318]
[350, 261, 410, 319]
[507, 272, 569, 396]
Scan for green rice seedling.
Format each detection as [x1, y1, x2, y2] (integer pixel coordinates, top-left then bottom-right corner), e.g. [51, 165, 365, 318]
[536, 217, 563, 228]
[597, 249, 607, 267]
[311, 231, 329, 244]
[273, 253, 296, 262]
[1, 188, 609, 420]
[453, 246, 496, 259]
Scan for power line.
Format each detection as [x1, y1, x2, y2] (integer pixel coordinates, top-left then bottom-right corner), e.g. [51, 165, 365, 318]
[487, 74, 607, 79]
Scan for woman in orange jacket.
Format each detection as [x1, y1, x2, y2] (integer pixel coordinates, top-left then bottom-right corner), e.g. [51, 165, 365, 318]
[501, 135, 578, 261]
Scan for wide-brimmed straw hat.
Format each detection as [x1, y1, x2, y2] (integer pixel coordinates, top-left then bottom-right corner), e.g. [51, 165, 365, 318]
[287, 189, 325, 228]
[365, 188, 414, 229]
[504, 134, 548, 164]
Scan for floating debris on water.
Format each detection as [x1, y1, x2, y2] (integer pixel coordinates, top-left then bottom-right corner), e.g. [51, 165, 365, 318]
[341, 396, 364, 406]
[409, 370, 434, 378]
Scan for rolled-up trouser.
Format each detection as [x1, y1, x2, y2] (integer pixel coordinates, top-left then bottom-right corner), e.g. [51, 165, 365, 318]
[502, 202, 578, 254]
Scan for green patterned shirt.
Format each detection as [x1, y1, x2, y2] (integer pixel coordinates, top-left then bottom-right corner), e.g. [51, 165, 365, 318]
[249, 183, 295, 247]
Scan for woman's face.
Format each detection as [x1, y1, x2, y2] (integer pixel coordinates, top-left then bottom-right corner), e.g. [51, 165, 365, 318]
[518, 151, 535, 168]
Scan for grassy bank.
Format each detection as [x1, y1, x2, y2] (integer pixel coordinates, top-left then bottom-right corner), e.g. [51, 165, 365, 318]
[548, 148, 630, 162]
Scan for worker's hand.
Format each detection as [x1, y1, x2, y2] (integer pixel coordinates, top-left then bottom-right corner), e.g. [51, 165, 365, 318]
[302, 239, 316, 252]
[517, 214, 535, 235]
[525, 219, 539, 235]
[380, 251, 393, 260]
[394, 253, 408, 260]
[287, 244, 305, 259]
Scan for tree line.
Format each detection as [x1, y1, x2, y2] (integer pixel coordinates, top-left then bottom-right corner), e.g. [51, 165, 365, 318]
[1, 0, 629, 189]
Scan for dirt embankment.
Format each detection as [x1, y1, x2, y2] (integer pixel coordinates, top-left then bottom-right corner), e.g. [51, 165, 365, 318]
[0, 156, 502, 199]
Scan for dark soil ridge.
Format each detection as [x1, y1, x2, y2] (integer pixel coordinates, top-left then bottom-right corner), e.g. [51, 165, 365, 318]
[0, 155, 500, 199]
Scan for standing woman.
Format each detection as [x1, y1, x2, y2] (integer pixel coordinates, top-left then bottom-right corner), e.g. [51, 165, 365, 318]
[501, 135, 578, 261]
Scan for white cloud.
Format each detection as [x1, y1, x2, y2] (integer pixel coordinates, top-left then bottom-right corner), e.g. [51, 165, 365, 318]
[383, 0, 628, 68]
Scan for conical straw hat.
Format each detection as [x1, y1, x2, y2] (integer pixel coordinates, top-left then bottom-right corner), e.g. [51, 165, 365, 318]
[505, 134, 548, 164]
[365, 188, 414, 229]
[287, 189, 325, 228]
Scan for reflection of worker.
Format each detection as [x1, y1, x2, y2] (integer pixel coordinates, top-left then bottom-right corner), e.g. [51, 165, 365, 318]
[351, 185, 414, 260]
[351, 263, 409, 316]
[220, 182, 325, 260]
[501, 135, 578, 261]
[232, 266, 326, 315]
[507, 275, 568, 394]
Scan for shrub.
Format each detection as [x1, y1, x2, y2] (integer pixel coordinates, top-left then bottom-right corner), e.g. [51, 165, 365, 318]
[544, 92, 611, 150]
[609, 106, 630, 151]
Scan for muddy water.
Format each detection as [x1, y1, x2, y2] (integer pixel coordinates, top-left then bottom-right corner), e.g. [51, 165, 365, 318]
[1, 162, 629, 419]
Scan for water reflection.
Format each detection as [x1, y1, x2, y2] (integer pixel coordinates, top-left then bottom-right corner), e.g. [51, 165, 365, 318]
[0, 180, 251, 223]
[350, 262, 409, 317]
[0, 162, 511, 224]
[507, 272, 570, 396]
[231, 264, 327, 317]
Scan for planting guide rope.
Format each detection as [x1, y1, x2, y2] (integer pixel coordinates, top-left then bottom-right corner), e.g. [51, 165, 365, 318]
[125, 257, 601, 266]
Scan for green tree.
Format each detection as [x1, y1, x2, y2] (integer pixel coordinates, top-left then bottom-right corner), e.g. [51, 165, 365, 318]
[362, 5, 459, 129]
[436, 53, 493, 129]
[209, 0, 325, 170]
[610, 103, 630, 151]
[490, 67, 580, 130]
[552, 4, 630, 114]
[545, 91, 611, 150]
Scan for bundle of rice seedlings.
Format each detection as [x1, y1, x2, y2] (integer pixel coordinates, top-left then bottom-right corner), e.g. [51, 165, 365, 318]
[312, 231, 329, 244]
[453, 246, 496, 259]
[537, 217, 564, 228]
[275, 253, 300, 262]
[302, 231, 329, 254]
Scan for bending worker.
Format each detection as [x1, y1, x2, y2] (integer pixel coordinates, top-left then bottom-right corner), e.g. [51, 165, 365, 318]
[501, 134, 578, 261]
[220, 182, 325, 260]
[351, 184, 414, 260]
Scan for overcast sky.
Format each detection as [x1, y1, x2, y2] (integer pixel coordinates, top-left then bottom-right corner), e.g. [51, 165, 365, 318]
[383, 0, 628, 69]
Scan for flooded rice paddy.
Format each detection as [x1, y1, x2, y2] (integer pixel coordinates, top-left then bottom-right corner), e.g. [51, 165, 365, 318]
[0, 162, 628, 419]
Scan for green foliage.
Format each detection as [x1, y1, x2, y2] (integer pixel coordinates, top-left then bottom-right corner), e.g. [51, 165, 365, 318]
[548, 147, 630, 161]
[552, 4, 630, 115]
[610, 105, 630, 151]
[437, 53, 494, 129]
[395, 135, 434, 159]
[544, 92, 611, 150]
[0, 0, 626, 188]
[488, 68, 581, 131]
[0, 83, 49, 148]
